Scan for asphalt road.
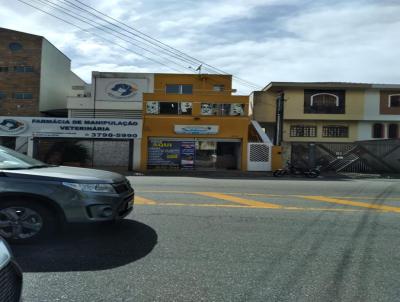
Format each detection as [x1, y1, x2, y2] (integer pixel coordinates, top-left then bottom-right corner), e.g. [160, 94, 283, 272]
[14, 176, 400, 302]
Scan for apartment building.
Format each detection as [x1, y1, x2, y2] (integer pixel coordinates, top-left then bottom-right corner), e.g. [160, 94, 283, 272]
[0, 27, 86, 151]
[252, 82, 400, 172]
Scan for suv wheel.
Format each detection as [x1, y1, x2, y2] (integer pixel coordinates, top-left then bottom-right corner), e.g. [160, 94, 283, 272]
[0, 199, 57, 243]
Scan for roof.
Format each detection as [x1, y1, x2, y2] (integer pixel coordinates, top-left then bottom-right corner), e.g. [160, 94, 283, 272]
[262, 81, 400, 91]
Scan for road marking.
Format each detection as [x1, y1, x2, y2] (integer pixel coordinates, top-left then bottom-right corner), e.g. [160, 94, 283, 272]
[135, 202, 365, 212]
[194, 192, 283, 208]
[296, 195, 400, 213]
[137, 191, 400, 201]
[135, 196, 157, 205]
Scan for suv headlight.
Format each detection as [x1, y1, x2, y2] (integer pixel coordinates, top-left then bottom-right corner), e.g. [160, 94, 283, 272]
[62, 182, 116, 193]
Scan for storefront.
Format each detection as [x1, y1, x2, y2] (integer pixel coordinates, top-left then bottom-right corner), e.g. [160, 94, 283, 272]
[0, 116, 142, 171]
[147, 137, 242, 170]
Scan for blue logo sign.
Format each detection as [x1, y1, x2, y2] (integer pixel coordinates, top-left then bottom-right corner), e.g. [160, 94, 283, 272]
[106, 81, 138, 99]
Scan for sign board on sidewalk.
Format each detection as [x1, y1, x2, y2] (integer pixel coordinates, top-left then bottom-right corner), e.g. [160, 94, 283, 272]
[0, 117, 142, 139]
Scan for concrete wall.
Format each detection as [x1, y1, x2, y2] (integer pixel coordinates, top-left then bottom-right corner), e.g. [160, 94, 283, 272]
[39, 39, 72, 112]
[252, 91, 276, 123]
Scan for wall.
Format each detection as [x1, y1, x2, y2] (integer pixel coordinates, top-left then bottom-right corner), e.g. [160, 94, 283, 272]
[0, 28, 42, 116]
[252, 91, 276, 123]
[39, 39, 72, 112]
[364, 89, 400, 121]
[283, 88, 365, 121]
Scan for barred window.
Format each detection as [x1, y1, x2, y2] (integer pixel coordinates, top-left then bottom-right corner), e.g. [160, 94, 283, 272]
[323, 126, 348, 137]
[290, 125, 317, 137]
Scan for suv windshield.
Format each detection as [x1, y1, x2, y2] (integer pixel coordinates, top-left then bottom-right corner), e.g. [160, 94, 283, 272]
[0, 146, 47, 170]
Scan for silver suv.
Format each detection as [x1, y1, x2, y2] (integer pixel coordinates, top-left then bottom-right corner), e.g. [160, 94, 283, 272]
[0, 146, 134, 243]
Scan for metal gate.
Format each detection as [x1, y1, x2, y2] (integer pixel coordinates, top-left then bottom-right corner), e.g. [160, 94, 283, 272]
[247, 143, 272, 171]
[291, 140, 400, 173]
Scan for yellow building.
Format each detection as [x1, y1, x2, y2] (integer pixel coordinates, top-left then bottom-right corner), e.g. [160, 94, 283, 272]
[141, 73, 251, 171]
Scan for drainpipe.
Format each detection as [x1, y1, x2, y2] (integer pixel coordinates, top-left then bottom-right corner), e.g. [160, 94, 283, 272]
[275, 91, 284, 145]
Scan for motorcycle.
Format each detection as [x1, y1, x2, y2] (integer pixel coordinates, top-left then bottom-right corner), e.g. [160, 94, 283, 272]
[273, 161, 322, 178]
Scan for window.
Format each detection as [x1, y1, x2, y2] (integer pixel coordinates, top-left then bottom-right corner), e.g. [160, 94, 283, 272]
[213, 85, 225, 92]
[201, 103, 218, 115]
[323, 126, 349, 137]
[0, 67, 8, 72]
[14, 92, 33, 100]
[146, 101, 193, 115]
[389, 95, 400, 107]
[311, 93, 339, 107]
[304, 90, 345, 114]
[72, 85, 85, 90]
[290, 125, 317, 137]
[14, 66, 33, 72]
[166, 84, 193, 94]
[200, 103, 245, 116]
[159, 102, 179, 114]
[372, 123, 384, 138]
[0, 92, 6, 99]
[9, 42, 22, 52]
[180, 102, 192, 115]
[388, 124, 398, 139]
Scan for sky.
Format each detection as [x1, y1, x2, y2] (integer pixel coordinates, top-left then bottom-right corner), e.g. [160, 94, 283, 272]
[0, 0, 399, 94]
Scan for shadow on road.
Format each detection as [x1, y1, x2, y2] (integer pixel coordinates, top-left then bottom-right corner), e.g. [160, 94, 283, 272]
[11, 219, 157, 272]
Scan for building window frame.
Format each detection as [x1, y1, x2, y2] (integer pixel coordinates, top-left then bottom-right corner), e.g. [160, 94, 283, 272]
[0, 67, 9, 72]
[372, 123, 385, 139]
[388, 94, 400, 108]
[310, 93, 339, 107]
[322, 125, 349, 138]
[14, 92, 33, 100]
[146, 101, 193, 115]
[200, 103, 245, 116]
[14, 66, 34, 73]
[165, 84, 193, 95]
[0, 92, 6, 100]
[290, 125, 317, 137]
[213, 85, 225, 92]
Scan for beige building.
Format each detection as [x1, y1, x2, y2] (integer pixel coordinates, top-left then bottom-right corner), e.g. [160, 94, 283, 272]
[252, 82, 400, 172]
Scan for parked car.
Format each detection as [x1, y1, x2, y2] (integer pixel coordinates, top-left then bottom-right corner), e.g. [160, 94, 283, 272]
[0, 146, 134, 243]
[0, 236, 23, 301]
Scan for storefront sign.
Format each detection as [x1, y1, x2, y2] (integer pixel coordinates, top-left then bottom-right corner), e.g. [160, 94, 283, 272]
[0, 117, 142, 139]
[174, 125, 219, 135]
[148, 140, 181, 166]
[95, 77, 152, 102]
[180, 141, 195, 169]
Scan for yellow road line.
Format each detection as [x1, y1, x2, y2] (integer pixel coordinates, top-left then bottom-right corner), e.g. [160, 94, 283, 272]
[135, 202, 365, 212]
[135, 196, 157, 205]
[296, 195, 400, 213]
[194, 192, 283, 209]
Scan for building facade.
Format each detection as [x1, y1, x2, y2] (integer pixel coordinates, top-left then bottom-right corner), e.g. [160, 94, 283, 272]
[252, 82, 400, 172]
[0, 27, 86, 153]
[141, 73, 251, 171]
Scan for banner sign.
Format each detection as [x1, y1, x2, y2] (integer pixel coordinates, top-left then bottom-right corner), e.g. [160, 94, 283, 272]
[0, 116, 142, 139]
[180, 141, 195, 169]
[148, 140, 181, 166]
[174, 125, 219, 135]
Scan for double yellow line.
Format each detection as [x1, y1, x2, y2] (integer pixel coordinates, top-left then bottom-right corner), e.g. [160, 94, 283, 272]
[134, 191, 400, 214]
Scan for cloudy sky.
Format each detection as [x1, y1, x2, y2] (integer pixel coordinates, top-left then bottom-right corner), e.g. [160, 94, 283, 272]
[0, 0, 399, 94]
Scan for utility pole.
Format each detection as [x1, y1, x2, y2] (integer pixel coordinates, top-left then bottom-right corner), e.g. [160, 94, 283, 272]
[274, 91, 284, 145]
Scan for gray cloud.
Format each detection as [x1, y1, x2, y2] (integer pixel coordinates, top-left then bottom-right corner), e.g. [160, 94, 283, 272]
[0, 0, 399, 94]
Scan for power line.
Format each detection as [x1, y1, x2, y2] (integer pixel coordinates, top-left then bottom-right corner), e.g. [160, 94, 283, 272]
[63, 0, 262, 89]
[14, 0, 262, 91]
[33, 0, 192, 72]
[14, 0, 184, 73]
